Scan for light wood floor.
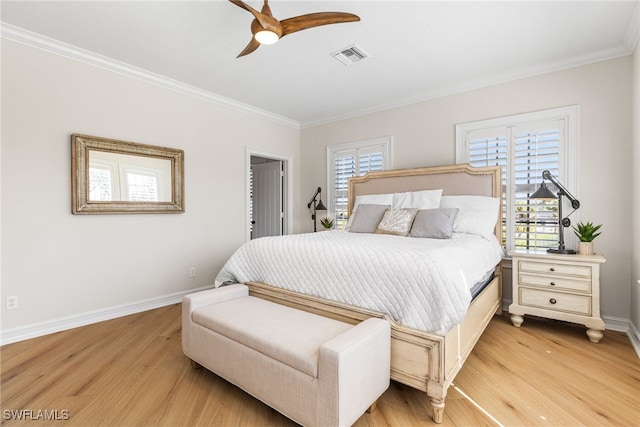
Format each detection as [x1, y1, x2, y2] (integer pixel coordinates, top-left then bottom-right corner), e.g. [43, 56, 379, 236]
[2, 304, 638, 426]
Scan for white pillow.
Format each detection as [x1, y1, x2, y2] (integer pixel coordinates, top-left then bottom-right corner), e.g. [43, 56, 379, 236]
[346, 193, 394, 229]
[440, 195, 500, 238]
[393, 189, 443, 210]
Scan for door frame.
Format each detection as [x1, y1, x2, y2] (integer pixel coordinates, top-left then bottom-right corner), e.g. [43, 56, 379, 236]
[246, 147, 293, 242]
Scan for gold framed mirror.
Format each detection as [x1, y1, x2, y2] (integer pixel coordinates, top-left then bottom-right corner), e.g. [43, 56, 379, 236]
[71, 134, 184, 214]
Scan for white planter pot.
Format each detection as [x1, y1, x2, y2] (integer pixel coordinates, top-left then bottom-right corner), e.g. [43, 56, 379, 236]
[578, 242, 594, 255]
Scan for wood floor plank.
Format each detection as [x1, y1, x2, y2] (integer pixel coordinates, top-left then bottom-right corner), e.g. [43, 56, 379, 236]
[460, 315, 639, 427]
[1, 304, 638, 426]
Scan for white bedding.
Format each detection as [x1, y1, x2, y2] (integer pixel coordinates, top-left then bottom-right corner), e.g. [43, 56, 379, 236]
[215, 230, 504, 335]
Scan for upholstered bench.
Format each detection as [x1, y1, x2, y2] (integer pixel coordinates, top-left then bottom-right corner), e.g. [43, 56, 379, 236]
[182, 284, 390, 427]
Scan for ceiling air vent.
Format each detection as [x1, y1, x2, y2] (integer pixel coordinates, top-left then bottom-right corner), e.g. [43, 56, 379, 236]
[331, 44, 368, 65]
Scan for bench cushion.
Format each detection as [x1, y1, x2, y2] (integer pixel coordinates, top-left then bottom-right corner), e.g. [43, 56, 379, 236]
[192, 296, 352, 377]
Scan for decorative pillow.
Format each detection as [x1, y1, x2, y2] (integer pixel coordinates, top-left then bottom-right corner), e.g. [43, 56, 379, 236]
[375, 208, 418, 236]
[346, 193, 394, 229]
[409, 208, 459, 239]
[392, 189, 443, 210]
[440, 195, 500, 238]
[349, 204, 390, 233]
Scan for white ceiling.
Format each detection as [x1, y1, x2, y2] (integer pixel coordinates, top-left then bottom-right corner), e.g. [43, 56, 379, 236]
[1, 1, 638, 127]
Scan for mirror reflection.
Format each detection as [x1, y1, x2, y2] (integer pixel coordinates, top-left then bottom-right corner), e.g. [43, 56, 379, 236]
[89, 151, 173, 202]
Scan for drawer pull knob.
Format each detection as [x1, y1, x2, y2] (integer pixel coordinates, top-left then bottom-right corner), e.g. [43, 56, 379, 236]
[550, 281, 556, 286]
[549, 298, 557, 304]
[550, 267, 555, 272]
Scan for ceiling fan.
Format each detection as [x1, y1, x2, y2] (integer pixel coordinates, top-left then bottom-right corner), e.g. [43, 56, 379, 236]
[229, 0, 360, 58]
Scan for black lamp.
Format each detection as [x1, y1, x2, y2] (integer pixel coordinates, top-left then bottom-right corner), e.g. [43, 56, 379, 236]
[530, 170, 580, 254]
[307, 187, 327, 232]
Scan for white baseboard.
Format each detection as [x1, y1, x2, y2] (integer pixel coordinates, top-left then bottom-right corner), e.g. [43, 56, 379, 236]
[627, 321, 640, 358]
[4, 292, 639, 360]
[0, 285, 214, 346]
[602, 315, 640, 358]
[602, 314, 630, 332]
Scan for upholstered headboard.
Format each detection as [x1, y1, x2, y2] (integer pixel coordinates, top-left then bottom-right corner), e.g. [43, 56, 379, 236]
[348, 164, 502, 237]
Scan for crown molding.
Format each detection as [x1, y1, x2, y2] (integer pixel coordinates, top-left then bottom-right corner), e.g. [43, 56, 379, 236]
[302, 31, 638, 128]
[2, 18, 636, 131]
[0, 22, 300, 130]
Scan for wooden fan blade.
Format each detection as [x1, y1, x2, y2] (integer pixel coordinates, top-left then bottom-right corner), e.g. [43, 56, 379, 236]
[229, 0, 275, 31]
[280, 12, 360, 36]
[237, 37, 261, 58]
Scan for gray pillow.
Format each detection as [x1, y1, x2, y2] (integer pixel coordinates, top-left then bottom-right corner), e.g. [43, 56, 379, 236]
[410, 208, 459, 239]
[349, 204, 389, 233]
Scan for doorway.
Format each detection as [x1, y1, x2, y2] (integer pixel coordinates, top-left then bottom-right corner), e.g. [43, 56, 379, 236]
[247, 149, 292, 241]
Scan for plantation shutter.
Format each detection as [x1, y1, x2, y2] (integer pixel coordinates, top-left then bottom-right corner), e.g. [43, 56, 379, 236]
[333, 151, 357, 229]
[512, 120, 563, 251]
[466, 128, 509, 246]
[332, 145, 385, 229]
[89, 164, 114, 201]
[124, 170, 159, 202]
[462, 119, 565, 251]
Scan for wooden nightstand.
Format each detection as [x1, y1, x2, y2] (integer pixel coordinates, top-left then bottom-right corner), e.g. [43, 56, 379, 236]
[508, 251, 606, 343]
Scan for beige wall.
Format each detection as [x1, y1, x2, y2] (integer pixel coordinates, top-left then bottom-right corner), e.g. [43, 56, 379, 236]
[301, 56, 634, 323]
[1, 40, 300, 332]
[2, 36, 636, 339]
[632, 43, 640, 335]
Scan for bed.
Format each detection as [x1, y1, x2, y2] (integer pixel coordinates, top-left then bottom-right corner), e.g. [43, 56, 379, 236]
[215, 164, 504, 423]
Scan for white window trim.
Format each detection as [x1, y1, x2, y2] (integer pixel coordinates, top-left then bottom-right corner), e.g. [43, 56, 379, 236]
[326, 136, 393, 221]
[455, 105, 580, 251]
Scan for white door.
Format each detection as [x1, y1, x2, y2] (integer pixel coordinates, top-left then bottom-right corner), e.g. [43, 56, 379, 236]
[251, 160, 283, 239]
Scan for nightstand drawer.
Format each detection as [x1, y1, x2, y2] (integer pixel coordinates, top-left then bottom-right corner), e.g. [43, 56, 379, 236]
[519, 273, 591, 293]
[519, 288, 592, 316]
[518, 261, 591, 278]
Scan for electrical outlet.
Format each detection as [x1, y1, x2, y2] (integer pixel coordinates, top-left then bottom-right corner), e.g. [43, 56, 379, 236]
[189, 267, 196, 278]
[6, 296, 18, 310]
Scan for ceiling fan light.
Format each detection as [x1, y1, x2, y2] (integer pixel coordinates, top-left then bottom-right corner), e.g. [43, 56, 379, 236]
[254, 30, 279, 45]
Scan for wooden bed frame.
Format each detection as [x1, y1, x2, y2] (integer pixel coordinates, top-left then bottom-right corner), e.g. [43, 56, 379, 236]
[246, 164, 503, 423]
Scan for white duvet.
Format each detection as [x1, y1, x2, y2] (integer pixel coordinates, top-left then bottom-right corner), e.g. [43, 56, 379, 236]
[215, 230, 504, 335]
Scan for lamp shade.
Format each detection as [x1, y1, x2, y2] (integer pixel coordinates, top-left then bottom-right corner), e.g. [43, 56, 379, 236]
[315, 199, 327, 211]
[530, 182, 557, 200]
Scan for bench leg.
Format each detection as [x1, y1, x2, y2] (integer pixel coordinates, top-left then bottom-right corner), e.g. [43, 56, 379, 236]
[190, 359, 202, 369]
[366, 400, 378, 414]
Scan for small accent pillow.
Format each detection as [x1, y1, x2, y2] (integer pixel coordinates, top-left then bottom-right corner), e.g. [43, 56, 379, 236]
[410, 208, 459, 239]
[349, 204, 390, 233]
[393, 189, 443, 210]
[346, 193, 394, 229]
[375, 208, 418, 236]
[440, 195, 500, 238]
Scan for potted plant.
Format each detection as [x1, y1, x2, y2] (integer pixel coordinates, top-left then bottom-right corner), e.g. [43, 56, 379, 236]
[572, 222, 602, 255]
[319, 217, 334, 231]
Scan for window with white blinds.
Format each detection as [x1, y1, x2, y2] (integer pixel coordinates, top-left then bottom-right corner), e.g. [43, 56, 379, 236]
[466, 130, 509, 246]
[89, 164, 114, 201]
[513, 124, 562, 251]
[328, 138, 391, 229]
[456, 106, 578, 251]
[124, 169, 160, 202]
